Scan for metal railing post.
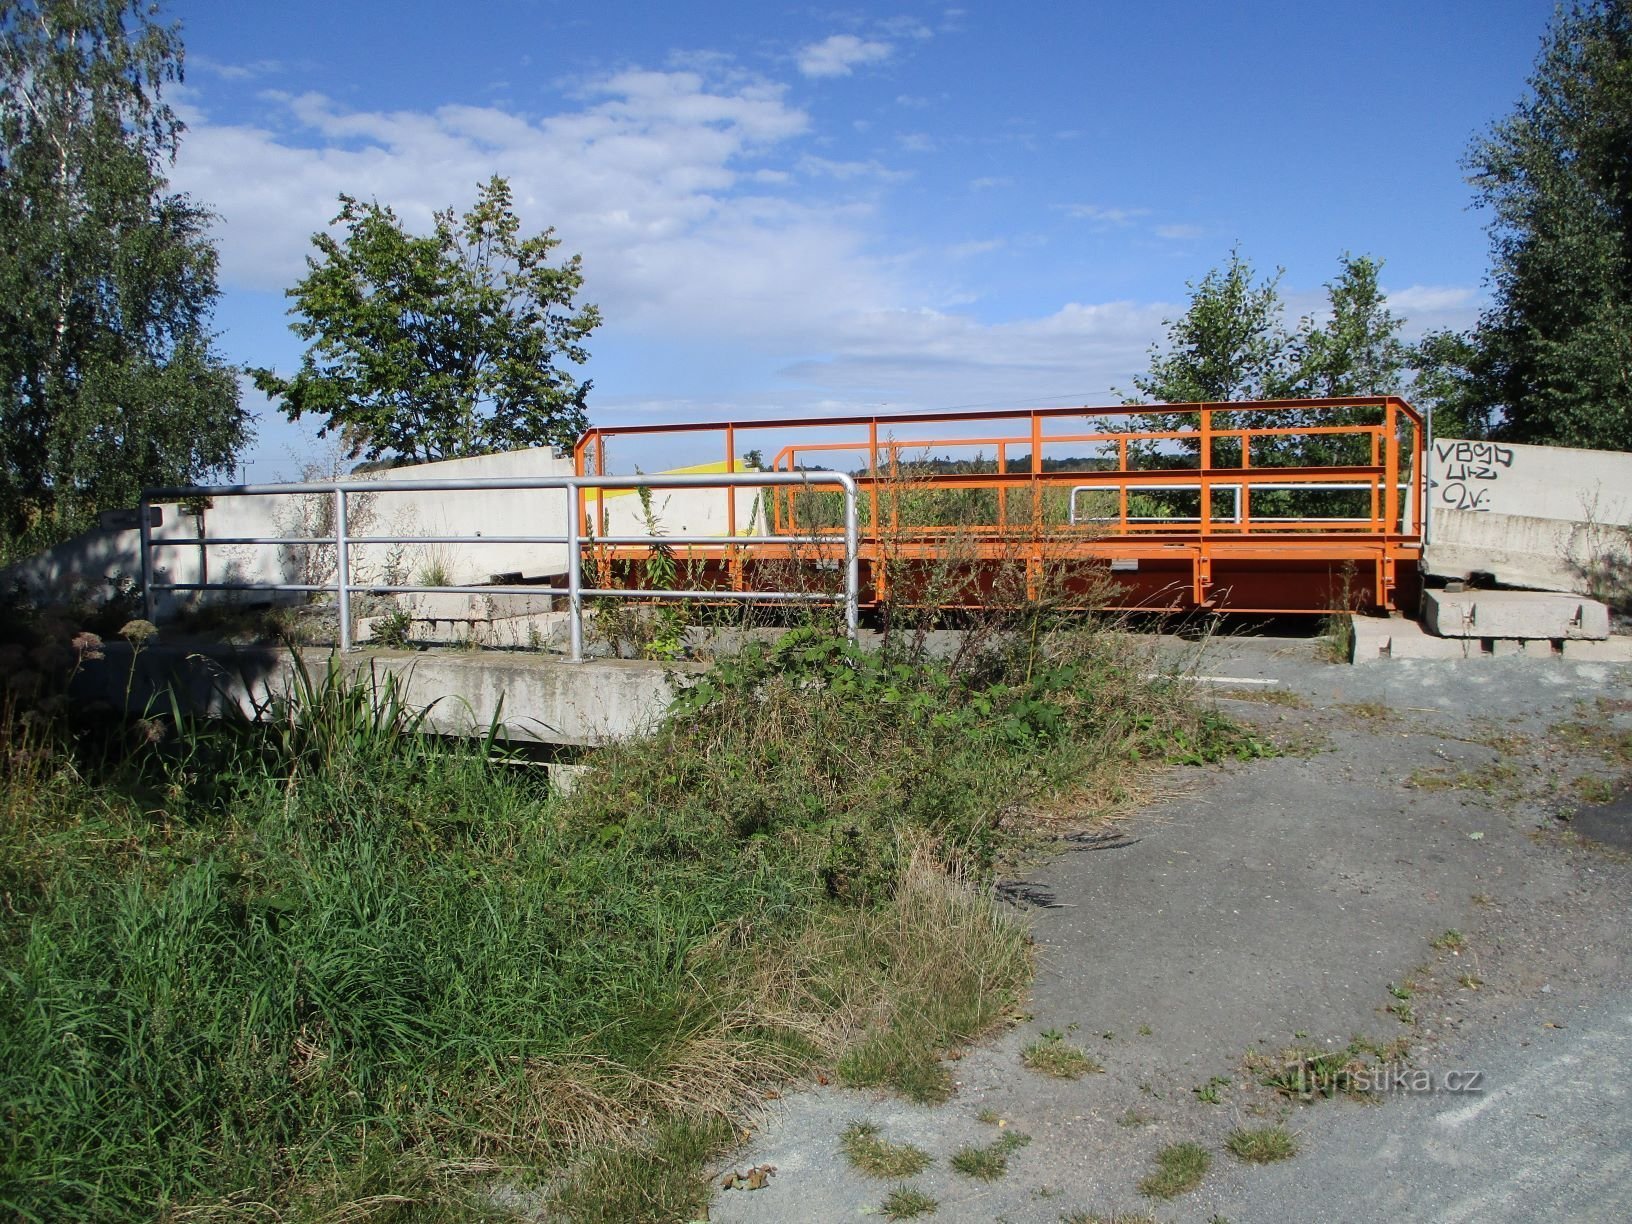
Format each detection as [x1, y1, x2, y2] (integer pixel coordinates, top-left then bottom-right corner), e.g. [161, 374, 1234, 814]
[138, 499, 155, 623]
[841, 474, 860, 644]
[566, 481, 584, 663]
[335, 487, 352, 652]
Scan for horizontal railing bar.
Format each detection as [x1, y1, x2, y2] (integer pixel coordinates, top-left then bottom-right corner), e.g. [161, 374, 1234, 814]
[150, 582, 334, 593]
[142, 471, 853, 500]
[148, 536, 334, 547]
[573, 395, 1412, 440]
[578, 587, 835, 602]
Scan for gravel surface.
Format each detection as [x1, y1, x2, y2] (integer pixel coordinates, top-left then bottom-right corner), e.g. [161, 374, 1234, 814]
[708, 638, 1632, 1223]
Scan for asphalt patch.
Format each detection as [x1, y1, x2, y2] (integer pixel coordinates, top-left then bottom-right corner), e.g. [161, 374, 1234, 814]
[1569, 788, 1632, 850]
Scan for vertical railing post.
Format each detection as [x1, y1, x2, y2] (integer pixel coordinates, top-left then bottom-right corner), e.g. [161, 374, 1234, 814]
[1383, 399, 1400, 535]
[842, 475, 860, 645]
[1423, 403, 1434, 545]
[335, 487, 352, 651]
[139, 498, 155, 623]
[1199, 406, 1213, 537]
[566, 480, 584, 663]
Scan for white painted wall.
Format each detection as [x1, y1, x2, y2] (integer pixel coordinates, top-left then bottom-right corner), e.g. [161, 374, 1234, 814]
[1426, 438, 1632, 595]
[1, 447, 766, 616]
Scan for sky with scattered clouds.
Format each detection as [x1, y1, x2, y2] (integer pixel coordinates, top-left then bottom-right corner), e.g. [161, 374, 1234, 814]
[163, 0, 1555, 479]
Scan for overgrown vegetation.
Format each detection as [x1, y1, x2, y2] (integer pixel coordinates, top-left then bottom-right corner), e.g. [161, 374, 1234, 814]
[0, 583, 1252, 1220]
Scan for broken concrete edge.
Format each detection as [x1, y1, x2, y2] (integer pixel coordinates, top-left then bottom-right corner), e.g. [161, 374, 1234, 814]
[1347, 612, 1632, 664]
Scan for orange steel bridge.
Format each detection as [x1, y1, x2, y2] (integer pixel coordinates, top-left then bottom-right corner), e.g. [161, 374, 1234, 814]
[572, 397, 1426, 615]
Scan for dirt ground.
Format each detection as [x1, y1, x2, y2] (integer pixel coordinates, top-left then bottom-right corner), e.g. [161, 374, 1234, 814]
[708, 637, 1632, 1223]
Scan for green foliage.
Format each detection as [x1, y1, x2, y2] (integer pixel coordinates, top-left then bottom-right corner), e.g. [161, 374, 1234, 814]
[1123, 250, 1414, 479]
[0, 619, 1243, 1218]
[252, 175, 600, 464]
[1124, 245, 1298, 409]
[1465, 0, 1632, 450]
[0, 0, 247, 542]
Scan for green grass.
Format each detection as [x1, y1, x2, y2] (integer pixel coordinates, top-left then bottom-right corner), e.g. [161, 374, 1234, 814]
[882, 1185, 939, 1219]
[0, 608, 1241, 1220]
[949, 1130, 1032, 1181]
[1022, 1033, 1104, 1079]
[1138, 1141, 1211, 1199]
[840, 1122, 933, 1178]
[1224, 1124, 1298, 1163]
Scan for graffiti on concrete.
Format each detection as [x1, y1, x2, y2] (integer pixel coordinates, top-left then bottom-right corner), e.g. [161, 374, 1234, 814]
[1434, 440, 1515, 513]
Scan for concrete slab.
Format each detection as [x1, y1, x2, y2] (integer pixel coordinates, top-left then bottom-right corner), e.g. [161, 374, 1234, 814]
[1423, 588, 1610, 640]
[74, 642, 699, 745]
[1349, 613, 1478, 663]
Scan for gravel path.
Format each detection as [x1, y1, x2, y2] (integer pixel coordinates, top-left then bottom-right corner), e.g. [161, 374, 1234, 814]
[709, 640, 1632, 1223]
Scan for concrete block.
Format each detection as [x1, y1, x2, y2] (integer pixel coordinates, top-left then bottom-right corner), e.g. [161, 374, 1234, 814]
[1348, 614, 1475, 662]
[1561, 637, 1632, 662]
[1489, 638, 1525, 657]
[1423, 589, 1610, 640]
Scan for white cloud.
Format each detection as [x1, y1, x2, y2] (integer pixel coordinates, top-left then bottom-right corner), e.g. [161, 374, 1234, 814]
[1153, 223, 1204, 241]
[969, 175, 1012, 190]
[796, 34, 893, 78]
[171, 61, 1188, 435]
[798, 154, 911, 182]
[1064, 204, 1149, 227]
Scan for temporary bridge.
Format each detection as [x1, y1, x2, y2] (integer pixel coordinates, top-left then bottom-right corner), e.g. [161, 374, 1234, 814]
[574, 396, 1425, 616]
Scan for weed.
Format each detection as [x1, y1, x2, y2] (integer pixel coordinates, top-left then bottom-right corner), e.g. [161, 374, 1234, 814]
[1062, 1215, 1160, 1224]
[1253, 1036, 1405, 1101]
[373, 605, 413, 648]
[1407, 763, 1520, 798]
[1431, 929, 1467, 952]
[1572, 774, 1617, 805]
[1224, 1124, 1297, 1163]
[976, 1107, 1001, 1124]
[1137, 1023, 1152, 1036]
[1138, 1141, 1211, 1199]
[1338, 700, 1393, 721]
[840, 1122, 932, 1178]
[1388, 982, 1414, 1000]
[1117, 1108, 1154, 1128]
[882, 1186, 939, 1219]
[950, 1131, 1031, 1181]
[1460, 972, 1484, 990]
[1192, 1075, 1230, 1104]
[1388, 1001, 1416, 1025]
[1022, 1033, 1104, 1079]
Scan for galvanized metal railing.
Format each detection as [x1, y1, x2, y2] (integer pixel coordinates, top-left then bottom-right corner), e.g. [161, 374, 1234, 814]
[139, 472, 860, 661]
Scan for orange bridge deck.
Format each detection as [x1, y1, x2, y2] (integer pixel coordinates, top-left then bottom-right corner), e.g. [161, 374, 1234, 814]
[573, 397, 1425, 615]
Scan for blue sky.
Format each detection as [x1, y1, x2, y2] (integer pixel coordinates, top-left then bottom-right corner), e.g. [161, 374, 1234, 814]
[162, 0, 1555, 479]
